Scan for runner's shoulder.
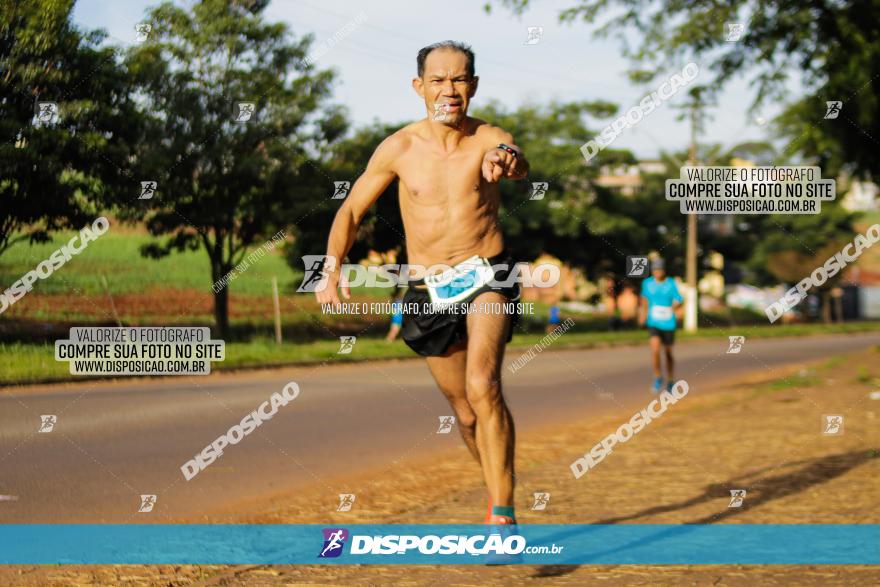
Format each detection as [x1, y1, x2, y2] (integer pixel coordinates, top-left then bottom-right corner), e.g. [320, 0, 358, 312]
[471, 119, 515, 146]
[370, 127, 416, 168]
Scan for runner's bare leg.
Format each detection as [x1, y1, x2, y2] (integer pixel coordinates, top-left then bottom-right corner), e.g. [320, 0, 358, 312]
[465, 291, 515, 507]
[650, 335, 663, 377]
[664, 343, 675, 382]
[426, 340, 480, 464]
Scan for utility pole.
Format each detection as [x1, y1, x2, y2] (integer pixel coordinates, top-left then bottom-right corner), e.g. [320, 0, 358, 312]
[684, 98, 700, 332]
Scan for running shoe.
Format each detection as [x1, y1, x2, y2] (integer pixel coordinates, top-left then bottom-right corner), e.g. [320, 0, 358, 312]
[484, 515, 522, 565]
[666, 380, 675, 394]
[651, 376, 663, 394]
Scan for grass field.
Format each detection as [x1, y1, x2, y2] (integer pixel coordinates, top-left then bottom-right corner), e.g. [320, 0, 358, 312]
[3, 223, 880, 385]
[3, 321, 879, 386]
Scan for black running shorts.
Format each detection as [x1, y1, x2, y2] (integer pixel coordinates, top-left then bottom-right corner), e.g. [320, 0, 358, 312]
[401, 253, 521, 357]
[648, 326, 675, 345]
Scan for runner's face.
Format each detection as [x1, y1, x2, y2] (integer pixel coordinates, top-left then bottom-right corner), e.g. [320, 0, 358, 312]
[413, 49, 477, 126]
[652, 269, 666, 280]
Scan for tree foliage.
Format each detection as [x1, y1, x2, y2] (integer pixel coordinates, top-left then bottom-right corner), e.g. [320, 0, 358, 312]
[0, 0, 138, 258]
[125, 0, 344, 336]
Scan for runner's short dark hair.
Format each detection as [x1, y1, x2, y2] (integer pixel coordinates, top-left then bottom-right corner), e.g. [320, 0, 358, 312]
[417, 41, 475, 78]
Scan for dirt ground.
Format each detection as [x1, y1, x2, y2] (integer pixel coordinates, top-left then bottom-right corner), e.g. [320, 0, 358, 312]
[3, 347, 879, 586]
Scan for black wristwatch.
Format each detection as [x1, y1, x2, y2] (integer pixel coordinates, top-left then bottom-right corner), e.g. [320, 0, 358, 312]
[497, 143, 519, 158]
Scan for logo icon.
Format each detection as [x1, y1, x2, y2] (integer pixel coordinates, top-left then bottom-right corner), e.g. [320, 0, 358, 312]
[234, 102, 256, 122]
[727, 336, 745, 354]
[138, 494, 157, 513]
[728, 489, 747, 508]
[34, 101, 59, 126]
[336, 493, 356, 512]
[332, 181, 351, 200]
[139, 181, 157, 200]
[529, 181, 548, 200]
[531, 492, 550, 510]
[337, 336, 357, 354]
[822, 414, 844, 435]
[437, 416, 456, 434]
[725, 23, 745, 42]
[297, 255, 332, 293]
[134, 23, 152, 42]
[525, 26, 543, 45]
[38, 415, 57, 433]
[626, 256, 648, 277]
[318, 528, 349, 558]
[824, 101, 842, 119]
[432, 103, 450, 122]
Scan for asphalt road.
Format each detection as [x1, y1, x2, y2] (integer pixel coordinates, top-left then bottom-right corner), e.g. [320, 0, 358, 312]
[1, 332, 877, 522]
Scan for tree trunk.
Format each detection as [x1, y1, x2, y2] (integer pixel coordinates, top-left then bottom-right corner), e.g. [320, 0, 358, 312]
[821, 291, 832, 324]
[211, 260, 232, 340]
[213, 286, 230, 340]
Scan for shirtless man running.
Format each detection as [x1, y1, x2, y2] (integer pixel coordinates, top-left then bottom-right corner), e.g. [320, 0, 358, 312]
[315, 41, 529, 525]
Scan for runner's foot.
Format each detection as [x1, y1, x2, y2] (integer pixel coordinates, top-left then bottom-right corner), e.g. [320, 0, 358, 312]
[651, 376, 663, 394]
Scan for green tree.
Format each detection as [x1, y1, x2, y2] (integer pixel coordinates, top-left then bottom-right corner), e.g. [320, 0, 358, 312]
[125, 0, 344, 337]
[491, 0, 880, 180]
[1, 0, 138, 259]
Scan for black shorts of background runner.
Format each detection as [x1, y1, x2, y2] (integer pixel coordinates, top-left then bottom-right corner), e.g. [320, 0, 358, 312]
[648, 326, 675, 345]
[401, 252, 521, 357]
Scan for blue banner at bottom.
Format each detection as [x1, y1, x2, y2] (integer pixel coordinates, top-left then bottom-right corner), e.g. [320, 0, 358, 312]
[1, 524, 877, 565]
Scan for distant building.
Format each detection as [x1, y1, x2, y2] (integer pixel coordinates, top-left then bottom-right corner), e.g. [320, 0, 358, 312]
[594, 160, 666, 196]
[841, 180, 879, 212]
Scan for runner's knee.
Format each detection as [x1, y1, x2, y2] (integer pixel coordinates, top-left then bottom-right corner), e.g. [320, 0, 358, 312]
[465, 374, 502, 411]
[455, 404, 477, 429]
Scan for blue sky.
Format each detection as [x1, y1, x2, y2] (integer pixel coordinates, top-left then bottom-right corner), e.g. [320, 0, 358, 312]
[73, 0, 800, 159]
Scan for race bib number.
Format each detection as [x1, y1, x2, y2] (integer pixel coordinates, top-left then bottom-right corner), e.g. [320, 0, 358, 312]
[650, 305, 673, 321]
[424, 255, 493, 306]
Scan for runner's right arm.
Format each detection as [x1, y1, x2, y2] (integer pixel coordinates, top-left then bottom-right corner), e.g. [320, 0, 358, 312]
[317, 134, 404, 306]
